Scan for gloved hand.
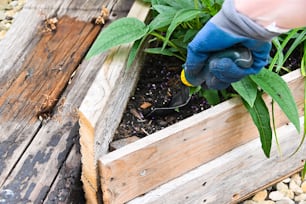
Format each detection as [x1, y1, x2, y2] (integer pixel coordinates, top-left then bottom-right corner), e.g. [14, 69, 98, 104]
[182, 0, 280, 90]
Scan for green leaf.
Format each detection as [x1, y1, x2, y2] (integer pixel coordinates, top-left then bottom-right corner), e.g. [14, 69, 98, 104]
[163, 9, 203, 49]
[149, 11, 176, 31]
[302, 161, 306, 180]
[250, 68, 300, 133]
[152, 5, 177, 14]
[232, 76, 258, 107]
[86, 17, 149, 59]
[145, 47, 175, 56]
[183, 29, 199, 43]
[165, 0, 194, 9]
[127, 39, 142, 69]
[242, 94, 272, 158]
[200, 89, 220, 105]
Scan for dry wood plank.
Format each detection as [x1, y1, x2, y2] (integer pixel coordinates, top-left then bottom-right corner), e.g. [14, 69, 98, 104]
[0, 15, 100, 187]
[78, 0, 150, 202]
[44, 144, 84, 204]
[98, 69, 304, 204]
[0, 0, 134, 203]
[128, 118, 306, 204]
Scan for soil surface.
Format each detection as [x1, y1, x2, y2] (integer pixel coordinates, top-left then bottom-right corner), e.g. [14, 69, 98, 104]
[113, 46, 302, 142]
[114, 54, 212, 141]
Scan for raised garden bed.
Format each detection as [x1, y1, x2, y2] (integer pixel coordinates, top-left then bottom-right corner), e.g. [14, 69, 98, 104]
[78, 1, 306, 204]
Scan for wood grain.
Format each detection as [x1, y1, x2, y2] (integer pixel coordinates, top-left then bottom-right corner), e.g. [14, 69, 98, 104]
[78, 1, 150, 203]
[0, 15, 100, 188]
[128, 118, 305, 204]
[0, 0, 134, 203]
[98, 69, 304, 204]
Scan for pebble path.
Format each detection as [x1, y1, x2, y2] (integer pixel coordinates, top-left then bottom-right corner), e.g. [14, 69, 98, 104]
[1, 0, 305, 203]
[0, 0, 26, 40]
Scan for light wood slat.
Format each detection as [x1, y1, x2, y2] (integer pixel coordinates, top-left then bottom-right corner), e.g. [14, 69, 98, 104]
[128, 118, 305, 204]
[78, 1, 150, 203]
[98, 69, 304, 204]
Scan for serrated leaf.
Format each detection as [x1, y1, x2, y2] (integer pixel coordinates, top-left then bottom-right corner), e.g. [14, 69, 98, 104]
[242, 94, 272, 158]
[250, 68, 300, 132]
[163, 9, 203, 49]
[232, 76, 257, 107]
[86, 17, 149, 59]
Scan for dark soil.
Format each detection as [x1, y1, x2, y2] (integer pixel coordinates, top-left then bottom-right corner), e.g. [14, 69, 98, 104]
[113, 45, 303, 142]
[113, 54, 211, 141]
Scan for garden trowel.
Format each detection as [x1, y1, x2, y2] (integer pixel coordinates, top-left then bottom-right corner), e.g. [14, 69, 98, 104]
[145, 46, 253, 117]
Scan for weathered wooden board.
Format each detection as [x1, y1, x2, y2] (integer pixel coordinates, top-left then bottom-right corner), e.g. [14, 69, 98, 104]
[0, 0, 134, 203]
[128, 118, 305, 204]
[78, 1, 150, 203]
[0, 14, 100, 188]
[98, 69, 304, 204]
[44, 144, 84, 204]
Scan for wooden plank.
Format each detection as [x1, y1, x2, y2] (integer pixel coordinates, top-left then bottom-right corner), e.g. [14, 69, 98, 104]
[128, 118, 306, 204]
[0, 0, 134, 203]
[98, 69, 304, 204]
[78, 0, 150, 202]
[0, 15, 100, 187]
[44, 144, 84, 204]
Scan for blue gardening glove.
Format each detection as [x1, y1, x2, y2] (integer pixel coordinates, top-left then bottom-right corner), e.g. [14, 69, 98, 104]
[182, 0, 280, 90]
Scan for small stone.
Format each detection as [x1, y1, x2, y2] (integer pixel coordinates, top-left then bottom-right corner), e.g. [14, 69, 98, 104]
[295, 193, 306, 202]
[0, 30, 6, 40]
[277, 182, 289, 192]
[275, 198, 294, 204]
[281, 189, 294, 199]
[253, 190, 268, 202]
[258, 201, 276, 204]
[302, 181, 306, 193]
[282, 178, 291, 184]
[269, 191, 285, 201]
[299, 201, 306, 204]
[9, 0, 17, 7]
[243, 200, 257, 204]
[289, 180, 303, 195]
[0, 11, 6, 20]
[292, 173, 302, 186]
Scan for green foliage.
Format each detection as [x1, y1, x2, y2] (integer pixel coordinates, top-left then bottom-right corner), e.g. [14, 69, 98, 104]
[242, 93, 272, 157]
[269, 28, 306, 73]
[250, 69, 300, 133]
[233, 69, 300, 157]
[232, 77, 257, 107]
[86, 18, 149, 59]
[86, 0, 306, 158]
[86, 0, 219, 61]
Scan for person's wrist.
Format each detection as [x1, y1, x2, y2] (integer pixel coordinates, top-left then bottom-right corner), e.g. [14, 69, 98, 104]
[211, 0, 279, 41]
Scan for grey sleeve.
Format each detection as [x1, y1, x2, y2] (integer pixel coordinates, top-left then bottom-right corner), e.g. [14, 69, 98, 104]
[210, 0, 280, 41]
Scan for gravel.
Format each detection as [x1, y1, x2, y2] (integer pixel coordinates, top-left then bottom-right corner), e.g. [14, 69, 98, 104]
[0, 0, 26, 40]
[242, 173, 306, 204]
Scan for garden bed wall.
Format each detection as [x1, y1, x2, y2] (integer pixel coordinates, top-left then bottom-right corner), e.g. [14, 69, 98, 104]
[77, 1, 306, 204]
[98, 69, 305, 204]
[78, 1, 150, 203]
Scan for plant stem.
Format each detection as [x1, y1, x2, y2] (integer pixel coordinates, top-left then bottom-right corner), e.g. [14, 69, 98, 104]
[193, 0, 201, 29]
[150, 31, 186, 61]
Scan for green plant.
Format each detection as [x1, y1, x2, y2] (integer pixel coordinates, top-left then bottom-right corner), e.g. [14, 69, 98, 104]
[86, 0, 305, 158]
